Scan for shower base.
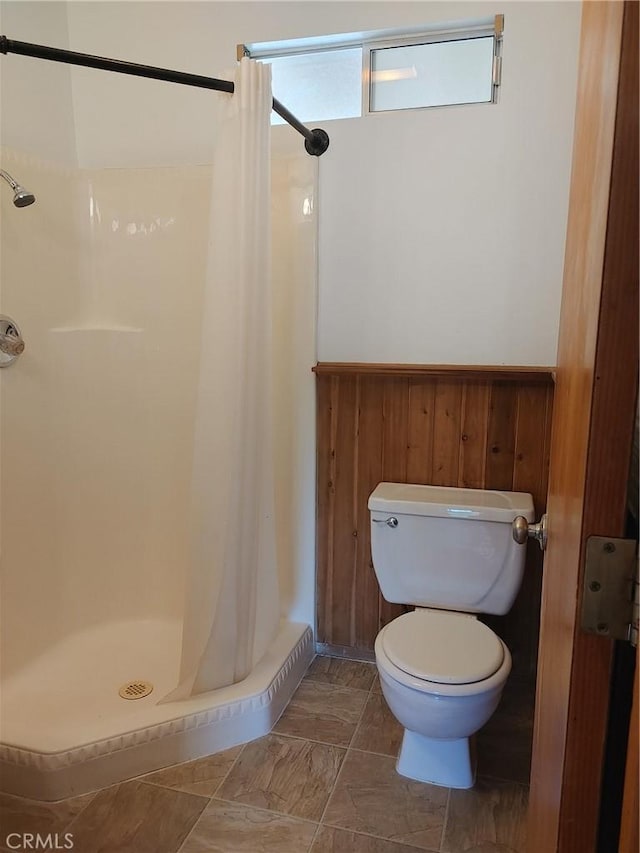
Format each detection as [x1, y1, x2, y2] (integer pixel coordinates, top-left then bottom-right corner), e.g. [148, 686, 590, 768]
[0, 620, 313, 801]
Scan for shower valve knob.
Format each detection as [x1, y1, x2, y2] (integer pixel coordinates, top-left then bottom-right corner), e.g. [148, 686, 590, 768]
[2, 334, 24, 355]
[0, 315, 25, 366]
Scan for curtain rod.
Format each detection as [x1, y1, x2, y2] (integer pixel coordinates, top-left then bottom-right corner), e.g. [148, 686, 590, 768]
[0, 36, 330, 157]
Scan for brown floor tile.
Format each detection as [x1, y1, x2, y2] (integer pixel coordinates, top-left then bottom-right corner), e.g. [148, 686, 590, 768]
[140, 745, 242, 796]
[323, 750, 447, 850]
[351, 693, 403, 757]
[476, 680, 535, 784]
[497, 679, 536, 720]
[274, 679, 368, 746]
[217, 734, 345, 822]
[312, 826, 420, 852]
[371, 674, 383, 694]
[0, 791, 94, 847]
[307, 656, 376, 691]
[441, 777, 528, 853]
[476, 723, 532, 785]
[180, 799, 317, 852]
[67, 779, 206, 853]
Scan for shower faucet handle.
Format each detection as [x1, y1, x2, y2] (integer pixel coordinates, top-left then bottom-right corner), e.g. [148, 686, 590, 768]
[0, 315, 25, 366]
[0, 331, 24, 355]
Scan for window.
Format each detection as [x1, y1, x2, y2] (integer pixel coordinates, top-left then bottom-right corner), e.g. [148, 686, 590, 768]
[263, 48, 362, 125]
[242, 15, 503, 125]
[368, 37, 496, 112]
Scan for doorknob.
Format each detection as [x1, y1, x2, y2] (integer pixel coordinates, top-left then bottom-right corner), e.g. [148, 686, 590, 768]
[512, 514, 547, 551]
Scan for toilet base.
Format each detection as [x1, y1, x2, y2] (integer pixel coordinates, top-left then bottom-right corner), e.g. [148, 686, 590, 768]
[396, 729, 476, 789]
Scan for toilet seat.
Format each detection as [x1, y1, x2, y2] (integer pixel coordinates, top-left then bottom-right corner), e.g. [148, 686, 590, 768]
[381, 609, 504, 685]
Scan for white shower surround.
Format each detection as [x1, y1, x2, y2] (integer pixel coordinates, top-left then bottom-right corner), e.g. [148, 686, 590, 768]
[0, 622, 313, 801]
[0, 148, 318, 799]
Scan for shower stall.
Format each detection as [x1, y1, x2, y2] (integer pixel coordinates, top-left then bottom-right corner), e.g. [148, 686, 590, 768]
[0, 18, 319, 801]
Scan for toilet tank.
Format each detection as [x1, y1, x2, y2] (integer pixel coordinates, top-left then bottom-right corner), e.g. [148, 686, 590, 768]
[368, 483, 535, 616]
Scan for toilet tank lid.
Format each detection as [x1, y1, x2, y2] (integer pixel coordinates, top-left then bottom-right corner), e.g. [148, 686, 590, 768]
[368, 483, 535, 522]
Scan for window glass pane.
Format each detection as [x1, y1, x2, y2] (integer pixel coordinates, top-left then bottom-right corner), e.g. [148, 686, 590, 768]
[370, 37, 494, 112]
[261, 48, 362, 125]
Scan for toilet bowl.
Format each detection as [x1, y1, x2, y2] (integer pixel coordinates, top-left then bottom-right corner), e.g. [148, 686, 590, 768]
[367, 482, 534, 789]
[374, 608, 511, 788]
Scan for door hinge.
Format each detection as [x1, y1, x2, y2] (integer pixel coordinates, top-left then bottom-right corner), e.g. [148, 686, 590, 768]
[582, 536, 638, 646]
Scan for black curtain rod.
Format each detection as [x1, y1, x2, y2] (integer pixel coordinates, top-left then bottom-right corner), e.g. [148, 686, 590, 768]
[0, 36, 330, 156]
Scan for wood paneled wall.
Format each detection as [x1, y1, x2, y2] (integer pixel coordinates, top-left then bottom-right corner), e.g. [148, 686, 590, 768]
[315, 364, 554, 680]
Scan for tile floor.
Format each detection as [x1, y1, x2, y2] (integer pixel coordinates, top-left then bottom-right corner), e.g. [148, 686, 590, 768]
[0, 656, 533, 853]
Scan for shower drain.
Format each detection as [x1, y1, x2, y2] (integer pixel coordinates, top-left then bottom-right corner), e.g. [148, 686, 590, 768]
[118, 680, 154, 700]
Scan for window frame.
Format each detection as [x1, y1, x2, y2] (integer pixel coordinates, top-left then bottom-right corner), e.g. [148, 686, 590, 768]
[241, 14, 504, 122]
[363, 27, 502, 116]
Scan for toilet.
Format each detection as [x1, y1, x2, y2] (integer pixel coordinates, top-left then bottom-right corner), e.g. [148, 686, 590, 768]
[368, 482, 534, 789]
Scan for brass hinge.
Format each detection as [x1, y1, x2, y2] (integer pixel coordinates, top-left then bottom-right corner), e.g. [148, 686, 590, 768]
[582, 536, 638, 646]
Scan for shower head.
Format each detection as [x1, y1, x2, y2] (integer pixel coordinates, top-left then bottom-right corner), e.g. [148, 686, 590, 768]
[12, 186, 36, 207]
[0, 169, 36, 207]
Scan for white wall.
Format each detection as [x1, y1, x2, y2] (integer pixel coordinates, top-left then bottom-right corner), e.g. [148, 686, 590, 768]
[64, 2, 509, 168]
[0, 0, 583, 365]
[0, 2, 77, 166]
[63, 1, 581, 366]
[318, 5, 580, 366]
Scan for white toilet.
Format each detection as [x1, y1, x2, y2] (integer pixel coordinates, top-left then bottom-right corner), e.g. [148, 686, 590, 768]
[368, 482, 534, 789]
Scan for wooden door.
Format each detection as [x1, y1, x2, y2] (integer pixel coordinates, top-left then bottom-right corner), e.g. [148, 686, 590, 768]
[528, 2, 638, 852]
[618, 644, 639, 853]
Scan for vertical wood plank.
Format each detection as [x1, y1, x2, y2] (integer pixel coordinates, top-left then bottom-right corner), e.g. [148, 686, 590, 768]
[315, 375, 336, 643]
[353, 377, 385, 649]
[485, 384, 543, 679]
[509, 384, 551, 679]
[485, 383, 518, 490]
[458, 382, 490, 488]
[513, 385, 553, 515]
[329, 375, 359, 647]
[381, 377, 409, 482]
[407, 379, 435, 483]
[431, 381, 464, 486]
[542, 383, 555, 501]
[315, 368, 554, 656]
[619, 645, 639, 853]
[380, 377, 410, 627]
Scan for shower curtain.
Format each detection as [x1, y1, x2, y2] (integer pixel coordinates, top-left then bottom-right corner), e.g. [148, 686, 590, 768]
[166, 59, 279, 699]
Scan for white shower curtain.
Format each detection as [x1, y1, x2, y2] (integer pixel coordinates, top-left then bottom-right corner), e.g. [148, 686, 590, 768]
[166, 59, 280, 699]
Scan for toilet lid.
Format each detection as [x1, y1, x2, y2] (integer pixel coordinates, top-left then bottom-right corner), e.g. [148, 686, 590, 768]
[381, 610, 505, 685]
